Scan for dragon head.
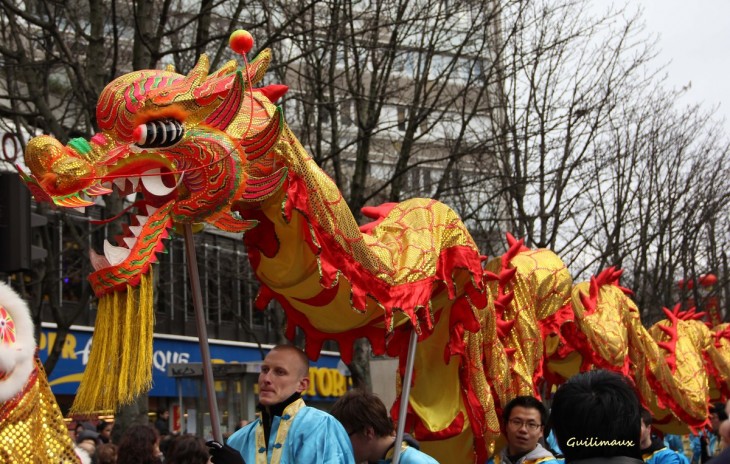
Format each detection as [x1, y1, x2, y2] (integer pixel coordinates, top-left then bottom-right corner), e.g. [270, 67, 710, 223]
[22, 49, 288, 297]
[20, 47, 291, 412]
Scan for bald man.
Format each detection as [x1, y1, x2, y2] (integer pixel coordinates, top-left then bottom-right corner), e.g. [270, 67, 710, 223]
[224, 345, 354, 463]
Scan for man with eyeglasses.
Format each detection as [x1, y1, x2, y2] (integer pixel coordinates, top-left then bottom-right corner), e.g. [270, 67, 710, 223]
[488, 396, 560, 464]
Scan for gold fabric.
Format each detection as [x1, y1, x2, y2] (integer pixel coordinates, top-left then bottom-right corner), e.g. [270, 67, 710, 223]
[0, 359, 78, 463]
[72, 269, 155, 412]
[253, 398, 305, 464]
[571, 282, 629, 369]
[484, 249, 571, 397]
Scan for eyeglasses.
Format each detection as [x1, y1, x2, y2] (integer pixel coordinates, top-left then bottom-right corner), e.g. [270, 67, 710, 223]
[508, 419, 542, 431]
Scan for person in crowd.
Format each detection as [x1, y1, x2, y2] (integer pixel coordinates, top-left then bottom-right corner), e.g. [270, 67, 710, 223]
[549, 369, 643, 463]
[97, 420, 113, 444]
[487, 396, 560, 464]
[116, 423, 163, 464]
[210, 344, 354, 463]
[640, 409, 688, 464]
[718, 420, 730, 450]
[96, 443, 118, 464]
[75, 422, 86, 438]
[330, 388, 438, 463]
[664, 435, 685, 455]
[75, 429, 100, 464]
[692, 404, 726, 463]
[155, 407, 171, 438]
[165, 434, 211, 464]
[708, 420, 730, 464]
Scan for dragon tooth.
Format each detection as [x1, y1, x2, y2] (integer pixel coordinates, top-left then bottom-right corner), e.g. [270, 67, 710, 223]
[73, 207, 86, 214]
[146, 204, 159, 216]
[140, 168, 179, 197]
[113, 178, 127, 192]
[103, 240, 131, 266]
[89, 249, 111, 271]
[123, 237, 137, 248]
[129, 225, 143, 236]
[129, 176, 140, 191]
[136, 215, 149, 225]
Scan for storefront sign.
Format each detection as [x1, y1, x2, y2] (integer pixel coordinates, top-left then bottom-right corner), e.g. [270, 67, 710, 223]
[38, 325, 346, 400]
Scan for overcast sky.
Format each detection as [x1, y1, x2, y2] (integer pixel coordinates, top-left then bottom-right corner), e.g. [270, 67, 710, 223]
[635, 0, 730, 131]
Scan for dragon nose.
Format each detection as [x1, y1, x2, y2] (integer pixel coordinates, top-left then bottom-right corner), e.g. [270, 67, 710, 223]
[25, 135, 95, 195]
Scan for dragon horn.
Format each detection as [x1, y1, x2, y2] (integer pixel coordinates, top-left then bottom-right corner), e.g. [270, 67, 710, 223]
[185, 54, 211, 87]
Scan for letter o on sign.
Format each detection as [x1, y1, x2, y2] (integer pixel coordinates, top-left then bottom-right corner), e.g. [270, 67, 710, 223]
[316, 368, 333, 397]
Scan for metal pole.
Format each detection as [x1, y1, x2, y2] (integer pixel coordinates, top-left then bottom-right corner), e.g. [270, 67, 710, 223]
[393, 329, 418, 464]
[183, 224, 222, 442]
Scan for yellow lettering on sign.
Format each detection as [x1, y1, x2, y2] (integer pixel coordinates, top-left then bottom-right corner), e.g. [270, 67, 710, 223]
[332, 370, 346, 397]
[316, 368, 333, 397]
[62, 334, 77, 359]
[306, 367, 318, 396]
[38, 332, 77, 359]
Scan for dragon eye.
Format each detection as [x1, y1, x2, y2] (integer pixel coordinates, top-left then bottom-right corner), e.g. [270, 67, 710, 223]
[132, 119, 184, 148]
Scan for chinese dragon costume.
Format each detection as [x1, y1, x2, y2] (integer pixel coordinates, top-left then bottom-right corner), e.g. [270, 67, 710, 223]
[16, 40, 730, 463]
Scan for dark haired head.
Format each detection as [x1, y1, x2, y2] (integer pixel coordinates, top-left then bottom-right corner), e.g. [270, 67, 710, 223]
[96, 443, 118, 464]
[502, 396, 548, 427]
[116, 424, 161, 464]
[712, 402, 729, 421]
[549, 370, 641, 462]
[330, 389, 394, 437]
[164, 434, 210, 464]
[640, 408, 653, 426]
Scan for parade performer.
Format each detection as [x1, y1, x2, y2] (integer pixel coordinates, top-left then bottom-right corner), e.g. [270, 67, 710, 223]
[640, 409, 689, 464]
[223, 345, 354, 463]
[487, 396, 560, 464]
[0, 281, 79, 463]
[330, 389, 439, 464]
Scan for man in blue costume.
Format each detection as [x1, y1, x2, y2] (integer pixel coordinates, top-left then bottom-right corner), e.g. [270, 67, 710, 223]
[217, 344, 354, 464]
[640, 409, 688, 464]
[488, 396, 560, 464]
[330, 389, 439, 464]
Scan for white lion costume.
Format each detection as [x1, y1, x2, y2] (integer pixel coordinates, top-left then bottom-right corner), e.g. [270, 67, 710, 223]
[0, 281, 79, 463]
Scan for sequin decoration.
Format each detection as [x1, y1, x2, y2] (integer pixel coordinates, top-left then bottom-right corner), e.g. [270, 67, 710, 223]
[0, 359, 79, 463]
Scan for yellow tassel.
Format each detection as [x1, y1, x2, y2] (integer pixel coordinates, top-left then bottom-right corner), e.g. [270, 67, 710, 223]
[71, 268, 156, 413]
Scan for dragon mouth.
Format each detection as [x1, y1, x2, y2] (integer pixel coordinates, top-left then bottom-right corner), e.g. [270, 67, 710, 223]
[89, 166, 182, 272]
[85, 165, 181, 295]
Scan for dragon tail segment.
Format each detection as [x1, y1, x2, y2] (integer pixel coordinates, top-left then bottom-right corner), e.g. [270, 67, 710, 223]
[707, 324, 730, 402]
[484, 236, 572, 400]
[638, 306, 712, 433]
[569, 268, 632, 376]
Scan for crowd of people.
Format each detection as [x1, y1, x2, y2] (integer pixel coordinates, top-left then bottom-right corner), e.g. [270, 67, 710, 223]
[70, 418, 210, 464]
[66, 345, 730, 464]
